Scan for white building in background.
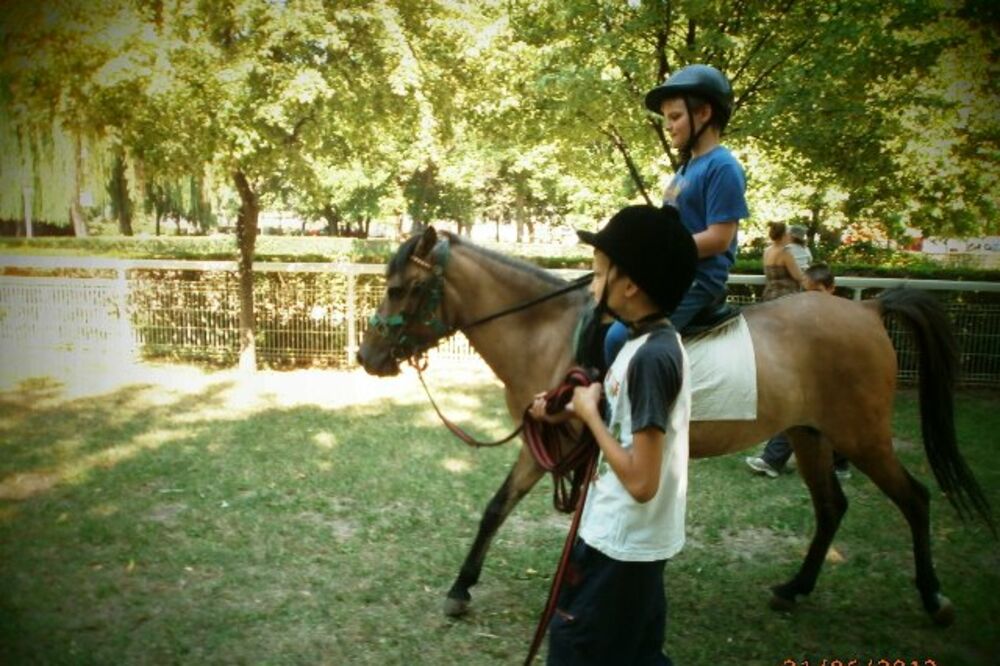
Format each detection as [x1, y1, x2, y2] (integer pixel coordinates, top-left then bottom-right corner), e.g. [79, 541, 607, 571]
[918, 236, 1000, 268]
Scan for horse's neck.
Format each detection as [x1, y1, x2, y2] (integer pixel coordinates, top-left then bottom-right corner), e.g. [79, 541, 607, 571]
[445, 245, 583, 391]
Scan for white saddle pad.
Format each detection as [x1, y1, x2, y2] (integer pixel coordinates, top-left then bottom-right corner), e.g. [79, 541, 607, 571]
[686, 315, 757, 421]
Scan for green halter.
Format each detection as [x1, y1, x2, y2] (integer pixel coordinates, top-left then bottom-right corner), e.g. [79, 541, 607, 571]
[367, 238, 453, 363]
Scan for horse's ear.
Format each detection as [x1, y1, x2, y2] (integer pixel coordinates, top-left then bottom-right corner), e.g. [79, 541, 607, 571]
[414, 226, 438, 258]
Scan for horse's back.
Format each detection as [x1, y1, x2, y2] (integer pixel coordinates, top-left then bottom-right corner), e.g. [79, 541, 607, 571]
[742, 292, 896, 436]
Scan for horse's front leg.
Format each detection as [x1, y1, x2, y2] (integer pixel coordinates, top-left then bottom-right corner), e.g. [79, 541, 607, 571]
[444, 446, 545, 617]
[770, 428, 848, 611]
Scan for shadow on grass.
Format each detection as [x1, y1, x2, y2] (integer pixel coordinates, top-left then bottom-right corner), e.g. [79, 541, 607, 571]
[0, 372, 545, 664]
[0, 377, 998, 665]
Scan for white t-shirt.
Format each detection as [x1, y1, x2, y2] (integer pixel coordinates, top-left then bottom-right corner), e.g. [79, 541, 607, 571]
[578, 325, 691, 562]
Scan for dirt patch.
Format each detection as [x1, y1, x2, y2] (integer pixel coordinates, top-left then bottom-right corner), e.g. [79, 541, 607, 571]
[686, 525, 805, 560]
[0, 471, 60, 500]
[297, 510, 358, 540]
[147, 503, 188, 524]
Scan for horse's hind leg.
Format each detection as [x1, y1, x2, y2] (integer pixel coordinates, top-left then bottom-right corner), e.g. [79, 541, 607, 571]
[444, 446, 545, 617]
[770, 427, 848, 611]
[848, 444, 954, 626]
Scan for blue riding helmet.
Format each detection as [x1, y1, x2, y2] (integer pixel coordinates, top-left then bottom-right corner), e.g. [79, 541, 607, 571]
[644, 64, 734, 131]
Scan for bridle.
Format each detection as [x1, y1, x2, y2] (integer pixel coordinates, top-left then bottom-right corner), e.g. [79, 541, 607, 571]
[368, 236, 592, 369]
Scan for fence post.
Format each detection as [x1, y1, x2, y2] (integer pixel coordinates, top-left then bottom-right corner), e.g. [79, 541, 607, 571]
[346, 269, 358, 366]
[115, 264, 136, 361]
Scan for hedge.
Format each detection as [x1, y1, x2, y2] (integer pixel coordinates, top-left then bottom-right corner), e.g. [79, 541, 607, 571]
[1, 235, 997, 282]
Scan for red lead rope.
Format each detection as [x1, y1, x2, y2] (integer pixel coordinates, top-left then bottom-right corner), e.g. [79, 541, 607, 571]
[521, 368, 601, 665]
[413, 360, 600, 663]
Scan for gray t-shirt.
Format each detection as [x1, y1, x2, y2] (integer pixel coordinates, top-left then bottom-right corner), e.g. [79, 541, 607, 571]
[786, 243, 812, 271]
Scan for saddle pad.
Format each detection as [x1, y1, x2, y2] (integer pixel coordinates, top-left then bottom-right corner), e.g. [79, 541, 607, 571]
[686, 314, 757, 422]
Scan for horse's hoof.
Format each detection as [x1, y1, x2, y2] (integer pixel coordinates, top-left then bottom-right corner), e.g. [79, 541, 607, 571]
[931, 594, 955, 627]
[768, 594, 797, 612]
[443, 596, 470, 617]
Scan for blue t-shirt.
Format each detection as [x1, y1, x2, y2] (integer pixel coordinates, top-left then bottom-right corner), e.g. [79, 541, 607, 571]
[663, 146, 749, 295]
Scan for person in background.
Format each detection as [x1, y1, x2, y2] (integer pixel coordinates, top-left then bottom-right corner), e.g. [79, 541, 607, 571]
[604, 64, 748, 366]
[761, 222, 805, 301]
[786, 224, 812, 271]
[746, 263, 852, 480]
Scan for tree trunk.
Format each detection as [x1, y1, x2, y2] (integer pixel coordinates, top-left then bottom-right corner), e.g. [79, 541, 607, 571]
[603, 126, 653, 205]
[22, 187, 33, 238]
[70, 132, 88, 237]
[111, 150, 134, 236]
[322, 205, 340, 236]
[515, 190, 525, 243]
[233, 170, 259, 373]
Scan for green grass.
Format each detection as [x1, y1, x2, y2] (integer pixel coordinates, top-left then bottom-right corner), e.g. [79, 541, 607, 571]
[0, 364, 998, 665]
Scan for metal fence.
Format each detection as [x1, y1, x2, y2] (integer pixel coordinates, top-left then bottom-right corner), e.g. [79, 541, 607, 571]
[1, 256, 998, 387]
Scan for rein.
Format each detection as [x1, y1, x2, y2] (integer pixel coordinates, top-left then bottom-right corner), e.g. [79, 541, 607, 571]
[385, 235, 591, 449]
[461, 274, 593, 333]
[369, 235, 591, 367]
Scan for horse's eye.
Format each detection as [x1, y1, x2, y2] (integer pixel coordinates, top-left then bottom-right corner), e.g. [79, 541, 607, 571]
[387, 286, 405, 301]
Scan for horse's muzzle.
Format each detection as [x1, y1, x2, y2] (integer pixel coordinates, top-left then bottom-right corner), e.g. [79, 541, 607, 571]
[356, 346, 401, 377]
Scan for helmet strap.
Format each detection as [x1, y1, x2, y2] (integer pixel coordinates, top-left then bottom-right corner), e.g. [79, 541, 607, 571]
[595, 264, 622, 323]
[680, 96, 712, 174]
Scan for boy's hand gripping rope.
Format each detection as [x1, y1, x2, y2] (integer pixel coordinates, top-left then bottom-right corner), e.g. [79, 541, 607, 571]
[521, 368, 601, 666]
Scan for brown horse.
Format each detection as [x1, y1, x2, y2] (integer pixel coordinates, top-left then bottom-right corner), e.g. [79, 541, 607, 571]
[357, 227, 993, 627]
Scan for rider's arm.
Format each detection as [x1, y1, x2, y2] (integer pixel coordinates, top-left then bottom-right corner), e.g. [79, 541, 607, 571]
[693, 221, 737, 258]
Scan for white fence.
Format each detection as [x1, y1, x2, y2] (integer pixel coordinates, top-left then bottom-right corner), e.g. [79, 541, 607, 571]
[1, 256, 998, 387]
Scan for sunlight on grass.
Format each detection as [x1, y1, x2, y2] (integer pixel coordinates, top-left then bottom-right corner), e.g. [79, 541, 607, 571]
[0, 426, 193, 499]
[0, 472, 59, 500]
[311, 431, 338, 449]
[441, 457, 472, 473]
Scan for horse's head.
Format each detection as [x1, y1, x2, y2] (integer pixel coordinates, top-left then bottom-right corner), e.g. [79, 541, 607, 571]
[358, 226, 454, 376]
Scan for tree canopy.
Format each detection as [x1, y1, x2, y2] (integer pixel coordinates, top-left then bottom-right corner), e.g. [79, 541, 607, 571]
[1, 0, 996, 242]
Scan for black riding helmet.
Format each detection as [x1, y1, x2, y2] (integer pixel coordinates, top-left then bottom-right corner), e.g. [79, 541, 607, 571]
[577, 205, 697, 317]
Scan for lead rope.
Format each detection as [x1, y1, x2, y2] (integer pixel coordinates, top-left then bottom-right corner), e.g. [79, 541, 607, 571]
[521, 368, 601, 665]
[522, 453, 596, 665]
[412, 358, 600, 663]
[413, 358, 524, 448]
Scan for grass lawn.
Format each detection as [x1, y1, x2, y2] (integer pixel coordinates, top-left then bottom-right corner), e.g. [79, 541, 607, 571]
[1, 355, 998, 665]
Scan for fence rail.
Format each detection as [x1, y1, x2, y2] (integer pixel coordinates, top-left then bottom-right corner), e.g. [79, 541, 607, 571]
[1, 256, 998, 387]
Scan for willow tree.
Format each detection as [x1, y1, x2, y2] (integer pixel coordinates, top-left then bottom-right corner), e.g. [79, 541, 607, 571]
[0, 1, 118, 235]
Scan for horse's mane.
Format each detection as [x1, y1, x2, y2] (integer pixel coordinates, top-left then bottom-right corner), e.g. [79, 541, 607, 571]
[447, 233, 567, 287]
[388, 230, 568, 289]
[386, 235, 423, 277]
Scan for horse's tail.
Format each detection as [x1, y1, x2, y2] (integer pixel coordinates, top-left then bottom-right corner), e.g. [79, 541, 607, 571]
[878, 288, 996, 535]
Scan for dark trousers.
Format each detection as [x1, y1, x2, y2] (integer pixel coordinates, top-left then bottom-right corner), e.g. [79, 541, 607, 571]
[761, 433, 850, 472]
[547, 540, 673, 666]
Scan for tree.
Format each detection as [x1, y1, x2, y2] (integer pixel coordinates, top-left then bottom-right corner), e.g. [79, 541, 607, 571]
[501, 0, 996, 240]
